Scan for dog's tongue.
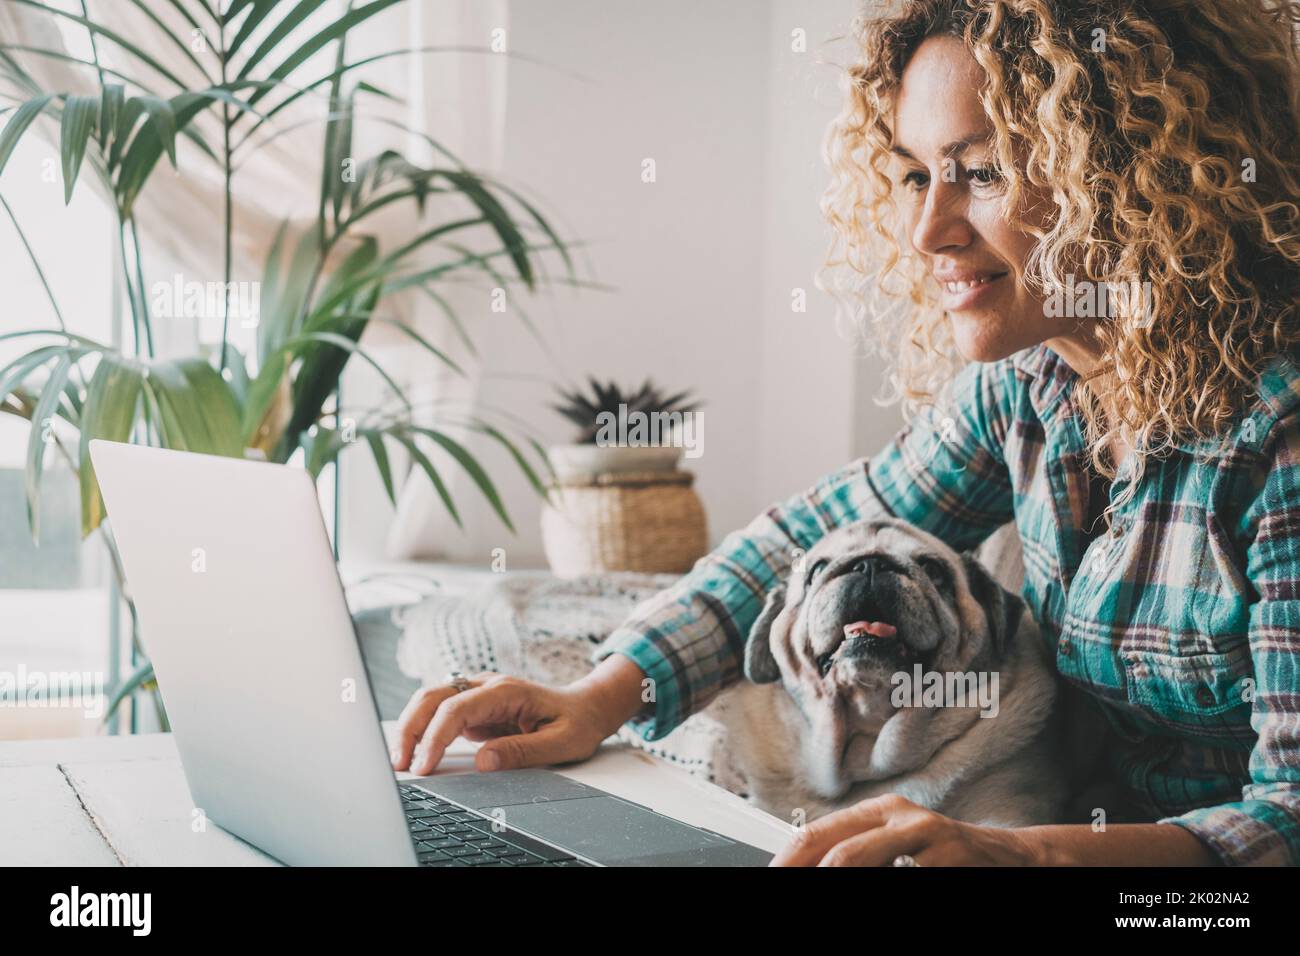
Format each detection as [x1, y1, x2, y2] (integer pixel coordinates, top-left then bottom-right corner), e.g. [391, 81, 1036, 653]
[843, 620, 897, 640]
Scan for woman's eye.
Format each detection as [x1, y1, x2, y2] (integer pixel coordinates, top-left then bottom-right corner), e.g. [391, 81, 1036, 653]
[966, 165, 1003, 188]
[901, 169, 929, 192]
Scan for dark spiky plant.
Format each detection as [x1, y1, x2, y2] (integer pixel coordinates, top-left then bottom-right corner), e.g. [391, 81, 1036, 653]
[551, 378, 700, 445]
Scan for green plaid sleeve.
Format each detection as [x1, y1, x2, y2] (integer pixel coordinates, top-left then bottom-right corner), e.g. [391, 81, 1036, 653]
[593, 358, 1018, 740]
[1159, 416, 1300, 865]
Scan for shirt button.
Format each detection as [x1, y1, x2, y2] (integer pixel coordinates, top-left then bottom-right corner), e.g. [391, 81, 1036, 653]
[1058, 639, 1074, 657]
[1195, 685, 1216, 707]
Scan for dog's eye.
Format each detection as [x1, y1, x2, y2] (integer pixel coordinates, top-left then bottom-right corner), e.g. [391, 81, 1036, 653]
[806, 558, 829, 583]
[816, 653, 834, 677]
[918, 556, 951, 587]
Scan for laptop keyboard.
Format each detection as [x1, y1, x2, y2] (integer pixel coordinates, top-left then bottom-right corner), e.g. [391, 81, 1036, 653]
[400, 784, 593, 867]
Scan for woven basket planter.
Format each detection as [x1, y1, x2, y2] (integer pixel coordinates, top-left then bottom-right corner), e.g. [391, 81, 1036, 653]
[540, 469, 708, 576]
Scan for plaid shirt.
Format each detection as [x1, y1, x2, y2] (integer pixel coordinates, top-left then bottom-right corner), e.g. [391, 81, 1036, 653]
[594, 343, 1300, 866]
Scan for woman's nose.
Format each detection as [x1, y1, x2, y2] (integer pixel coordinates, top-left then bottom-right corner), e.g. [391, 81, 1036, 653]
[910, 180, 972, 257]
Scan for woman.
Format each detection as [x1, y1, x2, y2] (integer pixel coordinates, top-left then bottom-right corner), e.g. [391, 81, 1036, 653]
[392, 0, 1300, 866]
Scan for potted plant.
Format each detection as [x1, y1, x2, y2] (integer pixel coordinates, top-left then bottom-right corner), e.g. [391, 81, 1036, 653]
[548, 377, 700, 480]
[0, 0, 579, 726]
[541, 377, 706, 576]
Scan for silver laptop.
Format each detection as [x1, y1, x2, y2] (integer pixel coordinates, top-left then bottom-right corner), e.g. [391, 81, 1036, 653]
[89, 440, 771, 867]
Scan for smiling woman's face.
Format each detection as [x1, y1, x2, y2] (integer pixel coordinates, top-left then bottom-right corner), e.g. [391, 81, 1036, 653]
[893, 35, 1088, 366]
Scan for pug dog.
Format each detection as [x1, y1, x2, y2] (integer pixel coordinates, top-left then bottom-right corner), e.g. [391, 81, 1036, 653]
[716, 517, 1067, 828]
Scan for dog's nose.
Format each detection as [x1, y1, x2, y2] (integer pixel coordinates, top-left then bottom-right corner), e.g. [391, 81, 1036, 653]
[850, 555, 891, 585]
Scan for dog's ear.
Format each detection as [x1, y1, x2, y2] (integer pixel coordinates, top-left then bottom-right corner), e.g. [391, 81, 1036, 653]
[958, 552, 1026, 660]
[744, 584, 786, 684]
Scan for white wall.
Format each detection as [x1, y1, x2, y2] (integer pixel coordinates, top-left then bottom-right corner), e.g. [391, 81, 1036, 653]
[347, 0, 907, 568]
[757, 0, 905, 503]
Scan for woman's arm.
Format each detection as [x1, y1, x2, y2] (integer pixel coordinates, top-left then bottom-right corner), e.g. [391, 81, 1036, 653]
[593, 357, 1021, 741]
[1148, 415, 1300, 866]
[1019, 823, 1216, 866]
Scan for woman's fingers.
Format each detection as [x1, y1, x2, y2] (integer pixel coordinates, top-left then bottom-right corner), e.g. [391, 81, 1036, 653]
[770, 795, 915, 866]
[390, 684, 461, 771]
[814, 820, 926, 867]
[392, 676, 600, 777]
[460, 723, 522, 742]
[476, 722, 585, 771]
[412, 680, 540, 775]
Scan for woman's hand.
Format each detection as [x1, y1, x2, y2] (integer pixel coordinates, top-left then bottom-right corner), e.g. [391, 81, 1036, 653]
[770, 794, 1040, 866]
[390, 655, 648, 776]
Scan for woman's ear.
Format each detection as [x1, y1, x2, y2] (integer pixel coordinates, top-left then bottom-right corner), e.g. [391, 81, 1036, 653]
[744, 584, 787, 684]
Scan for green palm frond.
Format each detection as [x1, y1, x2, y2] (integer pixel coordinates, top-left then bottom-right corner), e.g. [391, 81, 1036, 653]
[0, 0, 586, 541]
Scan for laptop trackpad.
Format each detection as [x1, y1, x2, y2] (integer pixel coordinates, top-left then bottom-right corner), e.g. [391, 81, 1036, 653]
[497, 795, 734, 865]
[418, 768, 601, 806]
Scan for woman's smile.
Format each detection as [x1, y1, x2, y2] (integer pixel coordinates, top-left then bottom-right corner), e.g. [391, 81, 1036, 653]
[935, 268, 1010, 310]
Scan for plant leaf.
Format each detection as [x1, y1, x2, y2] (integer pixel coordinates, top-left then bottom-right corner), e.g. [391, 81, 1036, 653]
[310, 234, 379, 319]
[133, 95, 177, 168]
[8, 0, 190, 88]
[0, 347, 63, 405]
[469, 422, 549, 499]
[410, 426, 513, 533]
[283, 330, 409, 411]
[364, 431, 395, 506]
[241, 0, 407, 108]
[123, 0, 214, 84]
[98, 83, 124, 150]
[302, 425, 340, 479]
[115, 92, 213, 215]
[355, 80, 401, 103]
[438, 170, 534, 288]
[240, 349, 288, 447]
[391, 431, 461, 529]
[146, 357, 243, 456]
[78, 355, 145, 537]
[417, 283, 476, 357]
[226, 0, 281, 61]
[103, 659, 155, 724]
[258, 226, 321, 362]
[24, 354, 76, 541]
[223, 346, 251, 408]
[58, 94, 99, 203]
[0, 93, 55, 177]
[313, 314, 464, 378]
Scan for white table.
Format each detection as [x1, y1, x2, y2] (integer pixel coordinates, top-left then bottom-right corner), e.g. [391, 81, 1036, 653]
[0, 725, 792, 865]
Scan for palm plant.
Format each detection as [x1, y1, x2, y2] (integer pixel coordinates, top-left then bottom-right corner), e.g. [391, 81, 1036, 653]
[0, 0, 579, 724]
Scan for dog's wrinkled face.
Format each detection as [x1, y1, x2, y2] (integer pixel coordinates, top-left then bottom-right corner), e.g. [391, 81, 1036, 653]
[744, 517, 1025, 797]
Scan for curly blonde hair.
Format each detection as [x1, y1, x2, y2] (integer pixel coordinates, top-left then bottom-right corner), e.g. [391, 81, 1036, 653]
[820, 0, 1300, 502]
